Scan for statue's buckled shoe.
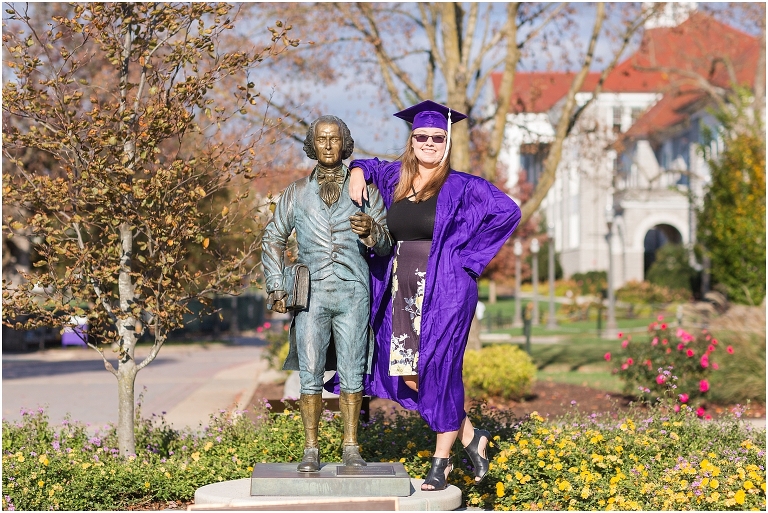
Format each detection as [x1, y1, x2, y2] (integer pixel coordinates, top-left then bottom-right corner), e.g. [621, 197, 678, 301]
[342, 445, 367, 467]
[297, 447, 320, 472]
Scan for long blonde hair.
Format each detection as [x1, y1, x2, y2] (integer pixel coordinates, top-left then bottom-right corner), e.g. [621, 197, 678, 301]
[393, 133, 452, 203]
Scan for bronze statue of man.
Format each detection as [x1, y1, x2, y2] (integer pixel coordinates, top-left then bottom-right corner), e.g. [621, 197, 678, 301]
[262, 115, 392, 472]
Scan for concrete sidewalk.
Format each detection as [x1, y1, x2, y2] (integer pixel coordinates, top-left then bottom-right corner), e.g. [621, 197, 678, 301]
[2, 338, 283, 431]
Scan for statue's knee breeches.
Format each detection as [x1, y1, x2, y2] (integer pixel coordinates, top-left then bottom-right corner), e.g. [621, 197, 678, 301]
[294, 278, 369, 395]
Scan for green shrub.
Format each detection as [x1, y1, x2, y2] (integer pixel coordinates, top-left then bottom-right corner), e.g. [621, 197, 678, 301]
[464, 345, 536, 400]
[698, 109, 766, 306]
[646, 244, 695, 294]
[617, 279, 690, 304]
[571, 271, 607, 296]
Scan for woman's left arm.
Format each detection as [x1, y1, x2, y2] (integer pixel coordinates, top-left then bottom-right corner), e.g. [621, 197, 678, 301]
[460, 180, 522, 278]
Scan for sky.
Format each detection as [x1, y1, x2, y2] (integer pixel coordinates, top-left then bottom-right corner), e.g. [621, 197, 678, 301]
[249, 2, 762, 157]
[247, 2, 647, 157]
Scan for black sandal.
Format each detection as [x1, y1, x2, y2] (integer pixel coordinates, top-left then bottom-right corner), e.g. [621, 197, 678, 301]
[421, 456, 453, 491]
[463, 428, 491, 482]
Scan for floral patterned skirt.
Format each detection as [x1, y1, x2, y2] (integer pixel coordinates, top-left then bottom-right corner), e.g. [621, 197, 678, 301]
[389, 240, 431, 376]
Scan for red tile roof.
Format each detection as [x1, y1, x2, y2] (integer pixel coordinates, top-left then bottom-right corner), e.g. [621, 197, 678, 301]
[622, 87, 707, 139]
[491, 72, 600, 114]
[493, 11, 759, 137]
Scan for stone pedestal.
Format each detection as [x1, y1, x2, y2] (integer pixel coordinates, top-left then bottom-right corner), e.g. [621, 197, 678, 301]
[194, 477, 463, 511]
[251, 462, 411, 497]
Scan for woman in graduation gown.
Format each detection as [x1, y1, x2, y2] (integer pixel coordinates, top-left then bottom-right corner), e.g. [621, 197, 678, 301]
[348, 100, 521, 491]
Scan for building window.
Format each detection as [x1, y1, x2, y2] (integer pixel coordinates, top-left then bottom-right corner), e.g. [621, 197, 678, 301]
[520, 143, 550, 185]
[631, 107, 643, 126]
[612, 106, 623, 133]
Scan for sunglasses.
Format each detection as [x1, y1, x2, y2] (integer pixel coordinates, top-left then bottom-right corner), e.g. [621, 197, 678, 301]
[412, 134, 446, 144]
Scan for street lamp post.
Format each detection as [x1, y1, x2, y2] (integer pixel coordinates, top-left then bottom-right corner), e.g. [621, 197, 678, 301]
[547, 223, 558, 329]
[605, 206, 618, 337]
[513, 239, 523, 327]
[530, 238, 540, 326]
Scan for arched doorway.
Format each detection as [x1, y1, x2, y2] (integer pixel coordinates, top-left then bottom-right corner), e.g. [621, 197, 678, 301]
[643, 224, 682, 276]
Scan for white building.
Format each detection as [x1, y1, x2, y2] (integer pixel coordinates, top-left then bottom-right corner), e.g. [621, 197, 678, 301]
[495, 4, 759, 287]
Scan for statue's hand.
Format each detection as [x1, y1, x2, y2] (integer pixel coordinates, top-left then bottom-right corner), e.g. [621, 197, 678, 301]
[349, 167, 369, 206]
[349, 212, 373, 238]
[267, 290, 288, 313]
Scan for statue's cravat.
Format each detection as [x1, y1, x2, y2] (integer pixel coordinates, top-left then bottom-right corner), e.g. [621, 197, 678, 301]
[316, 167, 344, 186]
[315, 165, 344, 207]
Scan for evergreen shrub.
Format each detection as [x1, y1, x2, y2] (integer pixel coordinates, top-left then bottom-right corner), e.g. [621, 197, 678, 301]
[646, 244, 695, 294]
[698, 111, 766, 305]
[571, 271, 607, 296]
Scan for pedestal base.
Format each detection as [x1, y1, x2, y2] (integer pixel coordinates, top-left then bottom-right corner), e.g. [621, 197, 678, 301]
[194, 477, 463, 511]
[251, 462, 411, 497]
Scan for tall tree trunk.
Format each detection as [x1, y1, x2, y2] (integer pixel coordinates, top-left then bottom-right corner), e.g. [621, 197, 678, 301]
[116, 360, 138, 455]
[481, 2, 521, 180]
[489, 279, 497, 304]
[519, 3, 606, 225]
[442, 3, 471, 172]
[117, 223, 138, 456]
[115, 11, 140, 457]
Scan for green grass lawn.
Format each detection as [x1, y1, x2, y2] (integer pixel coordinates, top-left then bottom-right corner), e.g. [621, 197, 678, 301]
[537, 366, 624, 393]
[480, 296, 666, 335]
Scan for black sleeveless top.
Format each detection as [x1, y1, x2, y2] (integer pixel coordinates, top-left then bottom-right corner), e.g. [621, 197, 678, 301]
[387, 192, 438, 241]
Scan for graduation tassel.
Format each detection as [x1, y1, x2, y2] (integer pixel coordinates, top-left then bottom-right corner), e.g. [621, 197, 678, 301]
[440, 109, 451, 166]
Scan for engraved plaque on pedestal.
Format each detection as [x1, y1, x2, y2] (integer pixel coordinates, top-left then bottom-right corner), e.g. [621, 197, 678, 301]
[251, 462, 412, 497]
[336, 465, 396, 477]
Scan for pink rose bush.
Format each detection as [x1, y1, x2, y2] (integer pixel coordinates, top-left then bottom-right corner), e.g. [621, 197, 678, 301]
[611, 318, 734, 411]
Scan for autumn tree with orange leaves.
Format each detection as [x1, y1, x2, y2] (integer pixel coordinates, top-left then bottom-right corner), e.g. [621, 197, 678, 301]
[2, 2, 299, 456]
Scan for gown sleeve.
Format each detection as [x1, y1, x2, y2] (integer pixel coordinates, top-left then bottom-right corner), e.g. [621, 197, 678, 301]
[349, 157, 399, 197]
[459, 179, 521, 278]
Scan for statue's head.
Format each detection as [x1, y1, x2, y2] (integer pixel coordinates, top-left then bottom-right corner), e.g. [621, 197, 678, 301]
[303, 115, 354, 166]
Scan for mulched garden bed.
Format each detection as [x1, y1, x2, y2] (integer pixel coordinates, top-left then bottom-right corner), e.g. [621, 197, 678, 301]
[245, 379, 766, 423]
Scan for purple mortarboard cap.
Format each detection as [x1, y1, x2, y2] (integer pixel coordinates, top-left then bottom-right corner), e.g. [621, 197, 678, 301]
[393, 100, 467, 131]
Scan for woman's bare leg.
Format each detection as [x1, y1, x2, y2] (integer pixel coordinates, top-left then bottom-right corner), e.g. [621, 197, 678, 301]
[402, 375, 418, 392]
[408, 379, 486, 488]
[458, 415, 488, 482]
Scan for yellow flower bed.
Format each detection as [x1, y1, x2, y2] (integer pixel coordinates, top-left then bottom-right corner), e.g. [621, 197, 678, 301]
[465, 409, 766, 510]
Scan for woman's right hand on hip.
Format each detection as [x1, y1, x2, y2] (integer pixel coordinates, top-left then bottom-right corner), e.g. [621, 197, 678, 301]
[349, 167, 369, 206]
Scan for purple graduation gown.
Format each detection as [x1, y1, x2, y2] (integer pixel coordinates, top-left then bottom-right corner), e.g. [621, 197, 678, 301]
[351, 158, 521, 433]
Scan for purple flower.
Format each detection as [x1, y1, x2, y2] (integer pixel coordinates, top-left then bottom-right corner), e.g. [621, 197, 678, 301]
[52, 441, 60, 451]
